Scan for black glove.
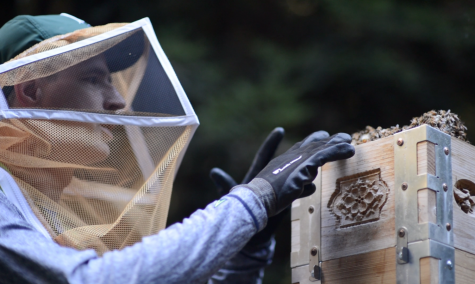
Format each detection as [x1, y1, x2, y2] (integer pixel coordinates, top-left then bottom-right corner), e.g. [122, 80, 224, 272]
[241, 132, 355, 217]
[210, 127, 286, 247]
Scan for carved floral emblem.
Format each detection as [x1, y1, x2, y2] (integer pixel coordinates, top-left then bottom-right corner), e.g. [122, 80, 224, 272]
[328, 169, 389, 228]
[454, 179, 475, 214]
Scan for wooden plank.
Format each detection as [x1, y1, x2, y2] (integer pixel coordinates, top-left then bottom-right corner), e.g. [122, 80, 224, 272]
[451, 138, 475, 255]
[418, 189, 437, 224]
[321, 247, 396, 283]
[417, 141, 436, 176]
[312, 247, 475, 284]
[321, 136, 395, 261]
[420, 257, 439, 284]
[456, 248, 475, 284]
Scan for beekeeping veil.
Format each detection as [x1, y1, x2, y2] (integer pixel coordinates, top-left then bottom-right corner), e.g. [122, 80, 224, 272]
[0, 15, 199, 255]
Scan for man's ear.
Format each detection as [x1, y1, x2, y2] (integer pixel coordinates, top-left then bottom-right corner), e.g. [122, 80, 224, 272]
[13, 80, 43, 107]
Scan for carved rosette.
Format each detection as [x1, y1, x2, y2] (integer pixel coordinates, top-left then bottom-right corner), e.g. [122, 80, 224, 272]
[328, 170, 389, 228]
[454, 179, 475, 214]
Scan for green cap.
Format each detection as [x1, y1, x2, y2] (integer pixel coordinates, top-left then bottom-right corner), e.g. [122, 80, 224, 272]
[0, 13, 144, 98]
[0, 14, 91, 64]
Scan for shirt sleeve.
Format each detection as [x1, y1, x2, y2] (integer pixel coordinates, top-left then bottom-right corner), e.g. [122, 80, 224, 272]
[0, 186, 268, 284]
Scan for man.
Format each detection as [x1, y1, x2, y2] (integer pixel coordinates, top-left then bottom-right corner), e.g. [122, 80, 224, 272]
[0, 14, 355, 283]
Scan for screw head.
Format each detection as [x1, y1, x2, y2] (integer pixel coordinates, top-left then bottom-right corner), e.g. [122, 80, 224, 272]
[446, 223, 452, 231]
[401, 182, 408, 191]
[398, 229, 406, 238]
[311, 246, 318, 256]
[444, 147, 450, 155]
[446, 260, 453, 270]
[308, 206, 315, 214]
[397, 138, 404, 146]
[443, 183, 448, 192]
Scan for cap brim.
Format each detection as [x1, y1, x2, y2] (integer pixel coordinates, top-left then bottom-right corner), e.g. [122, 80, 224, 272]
[104, 29, 145, 73]
[1, 28, 145, 97]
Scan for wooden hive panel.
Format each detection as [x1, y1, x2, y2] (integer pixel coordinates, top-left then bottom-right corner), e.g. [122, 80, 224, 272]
[291, 126, 475, 283]
[321, 135, 395, 261]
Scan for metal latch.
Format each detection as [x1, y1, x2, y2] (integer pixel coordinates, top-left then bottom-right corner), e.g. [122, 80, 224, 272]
[312, 265, 321, 281]
[309, 246, 321, 281]
[397, 227, 409, 264]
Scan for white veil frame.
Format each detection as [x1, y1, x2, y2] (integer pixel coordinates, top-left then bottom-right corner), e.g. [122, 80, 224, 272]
[0, 18, 199, 128]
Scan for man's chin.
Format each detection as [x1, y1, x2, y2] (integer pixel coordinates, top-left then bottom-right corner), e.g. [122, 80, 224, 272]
[51, 142, 111, 165]
[19, 120, 114, 165]
[81, 143, 111, 165]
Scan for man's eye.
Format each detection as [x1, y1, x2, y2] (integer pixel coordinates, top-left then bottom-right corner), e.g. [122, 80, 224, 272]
[84, 77, 99, 84]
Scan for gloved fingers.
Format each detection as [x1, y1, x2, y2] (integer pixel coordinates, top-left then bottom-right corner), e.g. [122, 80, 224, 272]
[295, 133, 351, 154]
[283, 143, 352, 191]
[312, 143, 355, 167]
[288, 130, 330, 152]
[324, 133, 352, 145]
[210, 167, 238, 197]
[302, 132, 352, 149]
[242, 127, 285, 183]
[302, 163, 318, 182]
[299, 131, 330, 148]
[300, 182, 317, 199]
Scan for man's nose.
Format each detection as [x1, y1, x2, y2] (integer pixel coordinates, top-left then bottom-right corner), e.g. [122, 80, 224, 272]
[103, 87, 126, 111]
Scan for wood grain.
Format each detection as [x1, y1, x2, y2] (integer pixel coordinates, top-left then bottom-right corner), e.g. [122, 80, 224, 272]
[418, 189, 437, 224]
[420, 257, 439, 284]
[417, 141, 436, 176]
[455, 248, 475, 284]
[314, 247, 474, 283]
[321, 136, 395, 261]
[321, 247, 396, 283]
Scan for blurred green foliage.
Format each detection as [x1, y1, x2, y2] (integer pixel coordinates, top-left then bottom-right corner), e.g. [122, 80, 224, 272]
[3, 0, 475, 282]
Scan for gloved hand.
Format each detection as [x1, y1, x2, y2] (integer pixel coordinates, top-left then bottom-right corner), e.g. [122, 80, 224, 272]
[210, 127, 286, 248]
[240, 132, 355, 217]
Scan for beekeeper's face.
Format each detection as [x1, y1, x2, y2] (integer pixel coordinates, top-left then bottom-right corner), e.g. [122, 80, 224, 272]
[11, 55, 126, 165]
[11, 54, 126, 111]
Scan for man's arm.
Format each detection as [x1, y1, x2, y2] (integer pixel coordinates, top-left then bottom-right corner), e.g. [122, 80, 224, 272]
[0, 131, 354, 284]
[0, 187, 267, 284]
[208, 127, 285, 283]
[208, 238, 275, 284]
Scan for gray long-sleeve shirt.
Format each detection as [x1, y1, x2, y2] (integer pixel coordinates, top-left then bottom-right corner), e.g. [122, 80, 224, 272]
[0, 186, 274, 284]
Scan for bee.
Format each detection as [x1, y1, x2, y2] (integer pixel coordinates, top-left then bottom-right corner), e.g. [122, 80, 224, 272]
[351, 110, 469, 145]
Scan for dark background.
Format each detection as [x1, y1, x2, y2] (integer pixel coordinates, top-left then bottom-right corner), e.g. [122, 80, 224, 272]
[3, 1, 475, 282]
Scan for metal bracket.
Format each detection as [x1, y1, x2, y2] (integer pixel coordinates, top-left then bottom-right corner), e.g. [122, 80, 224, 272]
[397, 227, 409, 264]
[394, 125, 453, 244]
[394, 125, 454, 283]
[308, 170, 322, 282]
[396, 239, 455, 284]
[292, 265, 321, 284]
[291, 168, 322, 283]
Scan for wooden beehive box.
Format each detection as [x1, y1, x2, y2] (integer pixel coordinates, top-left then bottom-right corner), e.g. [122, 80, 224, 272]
[291, 125, 475, 284]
